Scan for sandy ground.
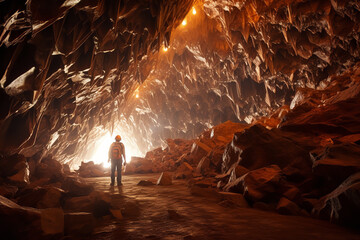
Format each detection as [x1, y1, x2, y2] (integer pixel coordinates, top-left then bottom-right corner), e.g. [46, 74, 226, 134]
[84, 174, 360, 240]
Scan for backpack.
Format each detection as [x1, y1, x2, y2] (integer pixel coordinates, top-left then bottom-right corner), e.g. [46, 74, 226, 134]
[111, 142, 123, 160]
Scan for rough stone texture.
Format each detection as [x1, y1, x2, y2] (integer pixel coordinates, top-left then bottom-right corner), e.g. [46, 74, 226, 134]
[314, 172, 360, 228]
[174, 162, 193, 179]
[0, 184, 18, 198]
[40, 208, 64, 235]
[276, 197, 302, 216]
[0, 0, 360, 233]
[61, 176, 94, 197]
[157, 172, 173, 186]
[218, 192, 249, 208]
[77, 161, 109, 178]
[16, 186, 64, 209]
[224, 165, 285, 203]
[0, 195, 65, 238]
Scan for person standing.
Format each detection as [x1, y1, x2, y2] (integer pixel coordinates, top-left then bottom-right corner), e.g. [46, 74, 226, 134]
[108, 135, 126, 186]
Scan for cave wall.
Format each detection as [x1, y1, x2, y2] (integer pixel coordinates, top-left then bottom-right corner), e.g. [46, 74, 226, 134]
[120, 0, 360, 151]
[1, 0, 360, 166]
[0, 0, 194, 165]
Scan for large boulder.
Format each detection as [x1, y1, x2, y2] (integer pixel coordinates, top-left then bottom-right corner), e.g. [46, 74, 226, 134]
[61, 176, 94, 197]
[222, 125, 313, 180]
[0, 195, 63, 238]
[33, 156, 64, 181]
[0, 154, 30, 186]
[313, 172, 360, 228]
[8, 161, 30, 186]
[0, 195, 41, 239]
[64, 191, 110, 218]
[17, 186, 64, 208]
[224, 165, 286, 203]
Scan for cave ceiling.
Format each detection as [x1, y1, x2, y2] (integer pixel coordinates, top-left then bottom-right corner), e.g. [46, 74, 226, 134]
[0, 0, 359, 167]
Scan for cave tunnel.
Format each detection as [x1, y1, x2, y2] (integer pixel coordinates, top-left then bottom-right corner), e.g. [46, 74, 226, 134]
[1, 0, 360, 239]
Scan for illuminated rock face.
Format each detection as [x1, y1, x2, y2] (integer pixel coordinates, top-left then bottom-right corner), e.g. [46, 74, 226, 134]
[0, 0, 360, 167]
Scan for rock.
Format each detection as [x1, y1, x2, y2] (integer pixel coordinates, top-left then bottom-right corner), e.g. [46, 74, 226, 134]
[282, 186, 301, 202]
[77, 161, 108, 178]
[33, 156, 64, 181]
[17, 186, 64, 209]
[193, 178, 217, 188]
[227, 164, 249, 183]
[126, 157, 153, 174]
[41, 208, 64, 235]
[61, 176, 94, 197]
[110, 209, 123, 220]
[8, 161, 30, 186]
[313, 172, 360, 228]
[0, 154, 27, 178]
[196, 156, 211, 175]
[64, 212, 95, 236]
[312, 143, 360, 193]
[137, 180, 155, 186]
[222, 124, 313, 178]
[224, 165, 285, 203]
[0, 195, 41, 238]
[174, 162, 193, 179]
[0, 184, 18, 198]
[276, 197, 301, 215]
[64, 191, 110, 217]
[218, 192, 249, 208]
[64, 196, 95, 212]
[157, 172, 172, 186]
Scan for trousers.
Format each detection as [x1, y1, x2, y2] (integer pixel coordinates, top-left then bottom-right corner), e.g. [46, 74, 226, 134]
[111, 158, 122, 184]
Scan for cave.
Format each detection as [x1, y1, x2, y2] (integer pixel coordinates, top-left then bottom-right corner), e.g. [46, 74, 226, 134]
[1, 0, 360, 239]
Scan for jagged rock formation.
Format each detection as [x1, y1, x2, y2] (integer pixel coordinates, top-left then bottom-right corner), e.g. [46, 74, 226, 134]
[1, 0, 360, 236]
[128, 63, 360, 227]
[1, 0, 360, 166]
[0, 0, 194, 165]
[122, 0, 360, 150]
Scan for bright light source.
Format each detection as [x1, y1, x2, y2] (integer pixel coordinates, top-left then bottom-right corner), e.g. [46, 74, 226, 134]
[86, 132, 142, 168]
[182, 19, 187, 26]
[192, 7, 197, 15]
[163, 46, 168, 52]
[135, 93, 139, 98]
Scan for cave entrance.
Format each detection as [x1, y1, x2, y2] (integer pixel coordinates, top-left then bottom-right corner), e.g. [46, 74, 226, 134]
[82, 130, 143, 169]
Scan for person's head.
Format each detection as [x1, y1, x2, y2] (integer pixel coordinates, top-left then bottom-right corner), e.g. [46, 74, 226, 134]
[115, 135, 121, 142]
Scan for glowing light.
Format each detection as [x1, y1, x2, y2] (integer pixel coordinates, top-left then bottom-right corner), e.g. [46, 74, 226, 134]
[87, 132, 142, 168]
[135, 93, 139, 98]
[182, 19, 187, 26]
[192, 7, 197, 15]
[163, 46, 168, 52]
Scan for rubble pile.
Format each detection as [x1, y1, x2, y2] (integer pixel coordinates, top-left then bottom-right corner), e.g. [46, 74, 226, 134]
[132, 64, 360, 228]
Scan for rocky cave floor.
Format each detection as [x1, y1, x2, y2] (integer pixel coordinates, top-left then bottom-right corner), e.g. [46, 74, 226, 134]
[84, 174, 360, 240]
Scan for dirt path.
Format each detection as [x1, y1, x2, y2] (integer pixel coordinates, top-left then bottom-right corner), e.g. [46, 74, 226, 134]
[85, 174, 360, 240]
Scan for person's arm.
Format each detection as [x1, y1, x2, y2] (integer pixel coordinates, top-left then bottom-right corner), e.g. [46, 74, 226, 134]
[122, 143, 126, 165]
